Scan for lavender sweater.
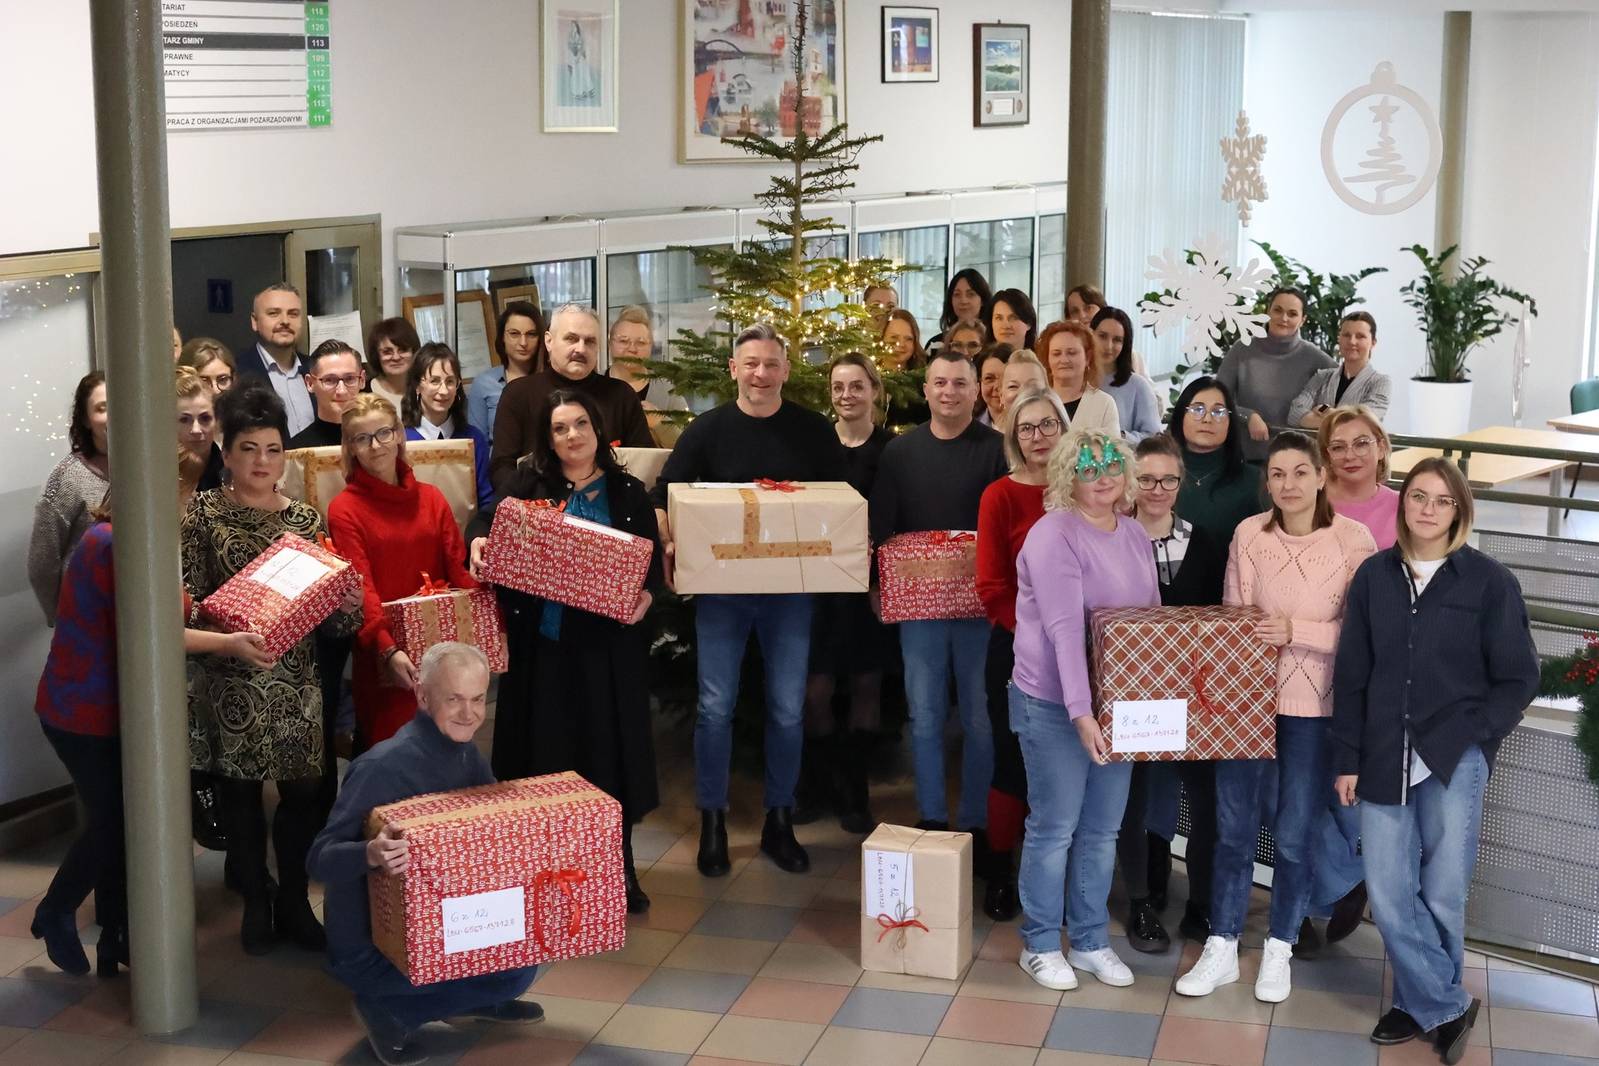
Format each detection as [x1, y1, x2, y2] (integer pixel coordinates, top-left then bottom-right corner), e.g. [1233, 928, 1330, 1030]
[1012, 509, 1160, 718]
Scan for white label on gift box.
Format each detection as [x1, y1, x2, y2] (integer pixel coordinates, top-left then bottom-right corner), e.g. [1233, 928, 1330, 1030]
[441, 886, 526, 954]
[1111, 699, 1188, 753]
[252, 547, 334, 599]
[863, 847, 915, 918]
[689, 482, 759, 489]
[561, 513, 635, 542]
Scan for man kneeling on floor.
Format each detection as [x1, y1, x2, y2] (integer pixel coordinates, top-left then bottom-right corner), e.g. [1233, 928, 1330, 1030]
[307, 641, 542, 1066]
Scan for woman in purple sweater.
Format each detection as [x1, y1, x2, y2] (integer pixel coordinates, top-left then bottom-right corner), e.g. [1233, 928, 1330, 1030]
[1011, 430, 1160, 992]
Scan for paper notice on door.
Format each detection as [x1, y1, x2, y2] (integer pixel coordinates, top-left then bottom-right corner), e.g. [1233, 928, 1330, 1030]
[252, 547, 335, 600]
[1111, 699, 1189, 754]
[441, 886, 526, 955]
[307, 310, 365, 358]
[863, 847, 915, 918]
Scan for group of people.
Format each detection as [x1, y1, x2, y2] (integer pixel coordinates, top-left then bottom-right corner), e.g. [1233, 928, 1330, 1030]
[25, 269, 1536, 1065]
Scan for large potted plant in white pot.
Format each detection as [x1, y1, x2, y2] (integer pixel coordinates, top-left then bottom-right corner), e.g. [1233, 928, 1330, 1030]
[1400, 244, 1536, 438]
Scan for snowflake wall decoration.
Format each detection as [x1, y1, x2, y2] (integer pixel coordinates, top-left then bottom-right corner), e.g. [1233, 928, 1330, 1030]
[1220, 110, 1268, 226]
[1140, 235, 1273, 364]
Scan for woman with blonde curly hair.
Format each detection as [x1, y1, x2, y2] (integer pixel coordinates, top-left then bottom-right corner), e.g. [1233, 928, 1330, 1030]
[1010, 429, 1158, 992]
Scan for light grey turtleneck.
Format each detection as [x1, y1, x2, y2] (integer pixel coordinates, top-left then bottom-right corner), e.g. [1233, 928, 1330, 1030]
[1215, 333, 1334, 460]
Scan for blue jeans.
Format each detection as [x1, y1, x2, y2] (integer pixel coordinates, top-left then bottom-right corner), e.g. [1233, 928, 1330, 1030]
[335, 953, 537, 1036]
[1310, 799, 1364, 913]
[1362, 746, 1487, 1032]
[1010, 684, 1131, 954]
[901, 618, 993, 828]
[694, 593, 813, 811]
[1211, 715, 1328, 942]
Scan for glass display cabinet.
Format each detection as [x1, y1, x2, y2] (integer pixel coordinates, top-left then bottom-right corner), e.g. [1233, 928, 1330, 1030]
[600, 208, 737, 372]
[853, 192, 952, 341]
[1034, 182, 1068, 326]
[952, 187, 1037, 304]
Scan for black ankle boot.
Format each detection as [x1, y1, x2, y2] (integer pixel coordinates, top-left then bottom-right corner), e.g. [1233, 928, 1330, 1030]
[624, 830, 651, 914]
[836, 731, 876, 835]
[1127, 897, 1171, 954]
[97, 926, 128, 978]
[982, 849, 1020, 922]
[697, 809, 730, 878]
[760, 807, 810, 873]
[30, 906, 89, 976]
[191, 775, 230, 852]
[274, 891, 326, 951]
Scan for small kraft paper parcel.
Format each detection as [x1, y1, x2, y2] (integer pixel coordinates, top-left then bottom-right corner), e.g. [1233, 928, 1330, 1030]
[859, 824, 972, 980]
[667, 480, 869, 595]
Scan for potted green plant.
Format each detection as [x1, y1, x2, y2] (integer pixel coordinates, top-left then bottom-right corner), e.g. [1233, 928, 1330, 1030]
[1400, 244, 1536, 437]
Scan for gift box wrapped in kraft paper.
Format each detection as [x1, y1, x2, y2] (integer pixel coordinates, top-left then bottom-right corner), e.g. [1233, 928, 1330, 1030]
[381, 581, 509, 675]
[200, 532, 361, 660]
[614, 447, 672, 493]
[1089, 605, 1279, 762]
[859, 824, 972, 980]
[366, 771, 626, 986]
[282, 440, 478, 531]
[667, 481, 869, 595]
[876, 530, 985, 623]
[480, 498, 653, 623]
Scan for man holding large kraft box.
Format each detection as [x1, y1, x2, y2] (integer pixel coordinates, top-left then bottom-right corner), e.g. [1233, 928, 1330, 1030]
[650, 322, 847, 880]
[307, 643, 542, 1066]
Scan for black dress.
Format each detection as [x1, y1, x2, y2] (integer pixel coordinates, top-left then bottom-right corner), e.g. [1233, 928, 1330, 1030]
[810, 426, 894, 678]
[471, 465, 665, 823]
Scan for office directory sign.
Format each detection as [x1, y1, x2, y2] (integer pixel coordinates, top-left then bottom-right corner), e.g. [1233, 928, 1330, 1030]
[163, 1, 331, 130]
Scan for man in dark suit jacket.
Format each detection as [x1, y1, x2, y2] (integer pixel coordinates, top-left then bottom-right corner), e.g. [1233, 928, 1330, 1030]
[237, 283, 316, 437]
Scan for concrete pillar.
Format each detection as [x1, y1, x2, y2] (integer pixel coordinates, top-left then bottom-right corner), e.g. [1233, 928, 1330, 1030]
[1436, 11, 1471, 273]
[87, 0, 198, 1035]
[1066, 0, 1111, 290]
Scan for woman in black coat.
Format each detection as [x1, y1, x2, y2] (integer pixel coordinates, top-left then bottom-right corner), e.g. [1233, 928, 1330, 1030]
[468, 387, 664, 914]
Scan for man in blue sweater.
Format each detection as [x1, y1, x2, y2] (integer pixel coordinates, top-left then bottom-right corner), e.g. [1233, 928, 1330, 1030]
[307, 642, 542, 1066]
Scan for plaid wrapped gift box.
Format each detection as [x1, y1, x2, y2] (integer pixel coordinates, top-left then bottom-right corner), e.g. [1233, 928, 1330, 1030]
[381, 583, 508, 674]
[199, 532, 360, 660]
[480, 498, 652, 623]
[366, 771, 626, 986]
[877, 530, 984, 623]
[1089, 605, 1279, 762]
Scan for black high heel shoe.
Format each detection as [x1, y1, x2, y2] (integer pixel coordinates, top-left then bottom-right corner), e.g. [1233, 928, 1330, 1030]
[97, 927, 128, 978]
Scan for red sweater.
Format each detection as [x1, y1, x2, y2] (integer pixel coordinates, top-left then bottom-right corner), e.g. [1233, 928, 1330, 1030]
[976, 476, 1047, 631]
[328, 461, 474, 745]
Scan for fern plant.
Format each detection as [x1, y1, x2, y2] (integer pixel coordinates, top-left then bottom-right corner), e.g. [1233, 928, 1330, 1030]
[1400, 244, 1536, 383]
[1252, 241, 1386, 355]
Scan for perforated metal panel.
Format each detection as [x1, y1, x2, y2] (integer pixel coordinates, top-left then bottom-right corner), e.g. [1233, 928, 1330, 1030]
[1477, 529, 1599, 612]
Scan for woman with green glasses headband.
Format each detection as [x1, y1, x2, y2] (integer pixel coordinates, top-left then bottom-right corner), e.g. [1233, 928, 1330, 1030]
[1009, 429, 1159, 992]
[1166, 376, 1264, 553]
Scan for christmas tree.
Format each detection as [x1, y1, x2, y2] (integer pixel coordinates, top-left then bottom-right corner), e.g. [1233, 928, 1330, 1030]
[1343, 97, 1417, 206]
[642, 0, 918, 417]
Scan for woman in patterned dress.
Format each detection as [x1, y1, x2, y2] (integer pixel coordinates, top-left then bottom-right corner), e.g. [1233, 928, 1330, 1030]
[183, 384, 362, 956]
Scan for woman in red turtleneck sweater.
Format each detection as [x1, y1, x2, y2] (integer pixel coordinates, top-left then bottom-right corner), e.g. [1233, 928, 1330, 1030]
[328, 395, 475, 747]
[974, 386, 1070, 923]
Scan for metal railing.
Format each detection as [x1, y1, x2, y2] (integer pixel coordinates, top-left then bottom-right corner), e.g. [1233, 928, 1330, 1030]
[1385, 430, 1599, 517]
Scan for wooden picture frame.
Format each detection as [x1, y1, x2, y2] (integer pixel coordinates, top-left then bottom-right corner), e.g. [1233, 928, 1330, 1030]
[493, 283, 542, 318]
[542, 0, 620, 132]
[881, 6, 938, 83]
[973, 23, 1029, 128]
[401, 290, 499, 380]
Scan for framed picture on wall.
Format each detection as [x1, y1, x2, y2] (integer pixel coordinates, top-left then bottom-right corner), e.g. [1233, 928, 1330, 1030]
[492, 283, 542, 317]
[542, 0, 620, 133]
[973, 23, 1029, 127]
[401, 291, 500, 379]
[881, 6, 938, 83]
[679, 0, 846, 163]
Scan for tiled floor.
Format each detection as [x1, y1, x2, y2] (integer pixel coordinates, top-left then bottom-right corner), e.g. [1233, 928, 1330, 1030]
[2, 724, 1596, 1066]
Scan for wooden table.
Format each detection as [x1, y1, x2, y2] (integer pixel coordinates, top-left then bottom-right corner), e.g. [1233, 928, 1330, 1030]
[1548, 408, 1599, 435]
[1389, 426, 1599, 536]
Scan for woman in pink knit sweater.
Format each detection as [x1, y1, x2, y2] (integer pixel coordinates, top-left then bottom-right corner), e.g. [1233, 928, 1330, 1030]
[1176, 430, 1375, 1006]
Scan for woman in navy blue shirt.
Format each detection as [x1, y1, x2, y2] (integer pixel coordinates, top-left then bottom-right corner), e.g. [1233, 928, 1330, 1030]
[402, 342, 494, 512]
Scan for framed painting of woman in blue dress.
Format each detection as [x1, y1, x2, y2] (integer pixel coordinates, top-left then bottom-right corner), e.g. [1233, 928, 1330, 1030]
[542, 0, 620, 132]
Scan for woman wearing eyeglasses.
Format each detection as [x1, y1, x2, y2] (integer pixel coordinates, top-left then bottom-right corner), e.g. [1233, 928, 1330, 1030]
[1117, 433, 1228, 951]
[1167, 376, 1264, 551]
[1332, 459, 1537, 1060]
[976, 387, 1070, 921]
[1290, 313, 1392, 429]
[328, 395, 476, 749]
[1010, 430, 1158, 991]
[1177, 431, 1375, 1005]
[402, 343, 494, 513]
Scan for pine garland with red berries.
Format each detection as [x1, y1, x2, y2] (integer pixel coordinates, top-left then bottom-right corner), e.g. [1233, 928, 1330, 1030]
[1538, 633, 1599, 783]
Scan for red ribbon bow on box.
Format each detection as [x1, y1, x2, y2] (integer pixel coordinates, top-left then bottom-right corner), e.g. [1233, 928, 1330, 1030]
[316, 532, 342, 558]
[412, 573, 452, 597]
[927, 531, 976, 545]
[874, 903, 928, 946]
[1190, 651, 1219, 716]
[531, 868, 587, 951]
[754, 478, 802, 493]
[530, 498, 568, 513]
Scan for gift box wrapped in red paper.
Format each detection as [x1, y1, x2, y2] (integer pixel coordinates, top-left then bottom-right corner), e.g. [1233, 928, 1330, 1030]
[366, 771, 626, 986]
[381, 580, 508, 675]
[1089, 605, 1278, 762]
[480, 498, 652, 623]
[199, 532, 360, 660]
[876, 530, 985, 624]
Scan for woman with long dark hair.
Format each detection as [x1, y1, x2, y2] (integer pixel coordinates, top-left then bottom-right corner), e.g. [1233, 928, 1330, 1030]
[1166, 376, 1263, 550]
[402, 342, 493, 511]
[29, 371, 110, 626]
[467, 388, 663, 913]
[926, 268, 993, 353]
[1091, 307, 1161, 442]
[467, 300, 545, 443]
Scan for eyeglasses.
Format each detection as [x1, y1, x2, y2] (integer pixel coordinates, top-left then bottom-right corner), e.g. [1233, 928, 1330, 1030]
[1135, 475, 1181, 491]
[351, 426, 396, 450]
[1015, 417, 1062, 441]
[315, 374, 363, 391]
[204, 374, 233, 391]
[1079, 457, 1126, 482]
[1406, 490, 1458, 512]
[948, 339, 982, 355]
[1327, 436, 1377, 458]
[1185, 403, 1231, 422]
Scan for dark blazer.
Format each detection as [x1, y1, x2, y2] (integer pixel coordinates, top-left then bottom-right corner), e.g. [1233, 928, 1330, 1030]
[235, 343, 311, 388]
[1161, 521, 1226, 608]
[1331, 545, 1540, 805]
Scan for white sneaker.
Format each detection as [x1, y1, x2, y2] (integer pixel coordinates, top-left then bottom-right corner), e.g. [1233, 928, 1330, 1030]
[1068, 947, 1135, 987]
[1255, 936, 1293, 1003]
[1175, 935, 1240, 997]
[1019, 948, 1078, 991]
